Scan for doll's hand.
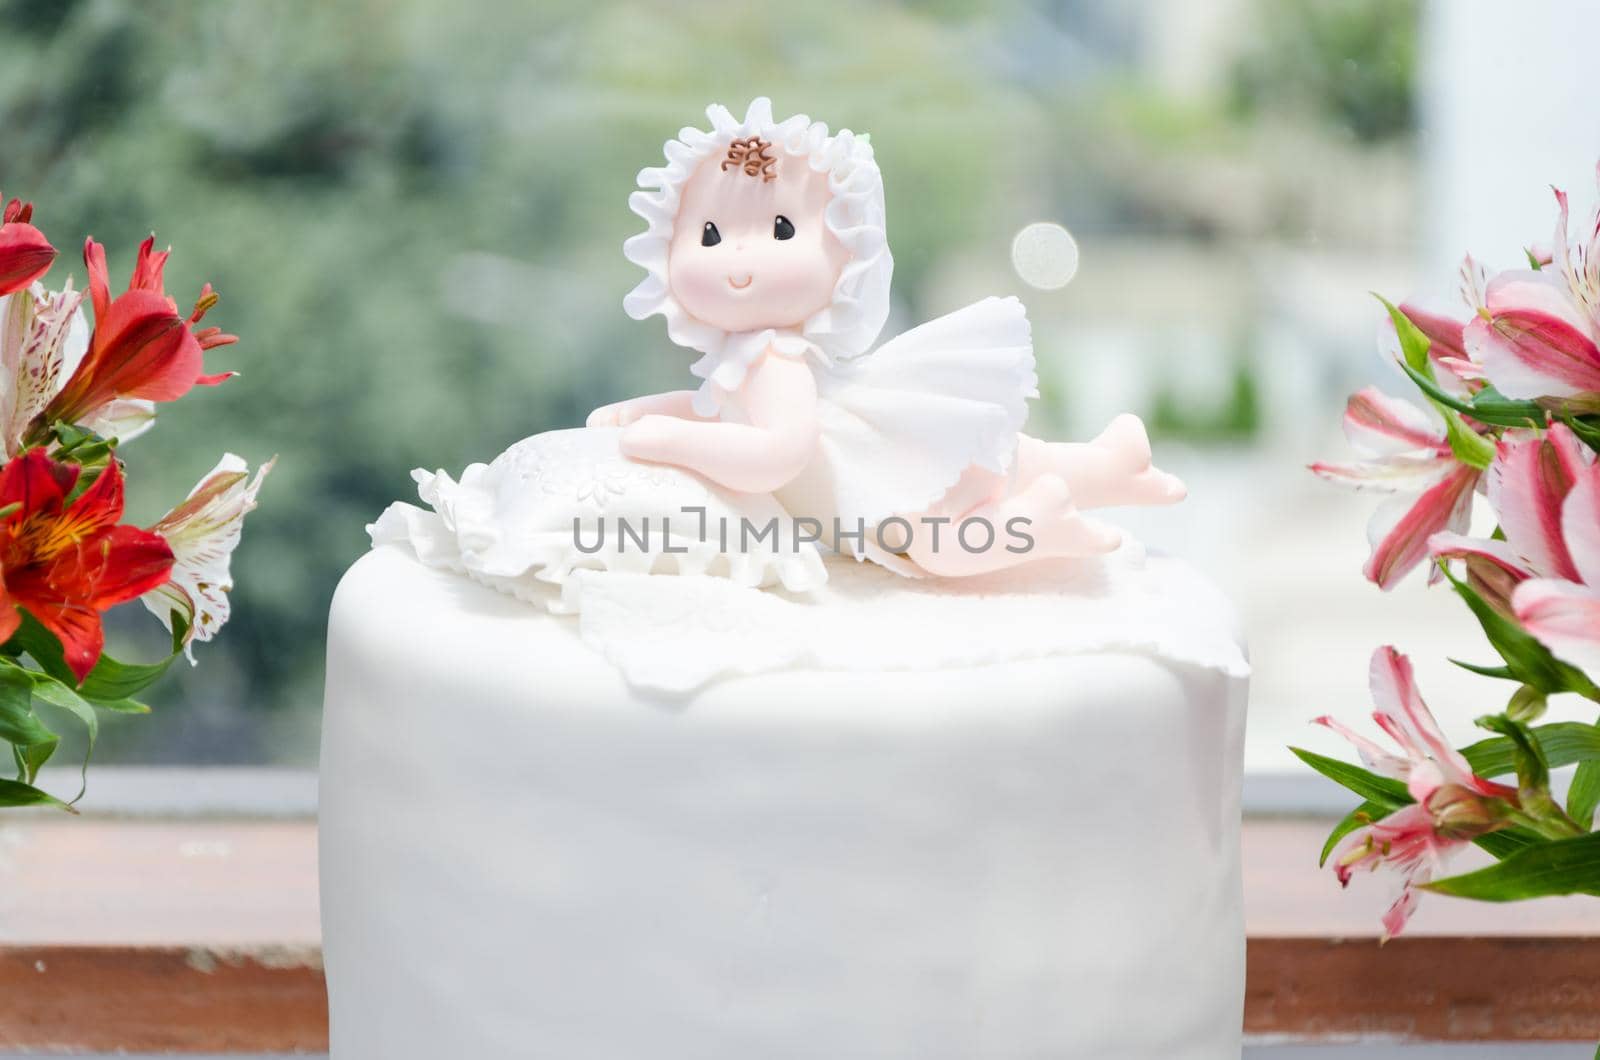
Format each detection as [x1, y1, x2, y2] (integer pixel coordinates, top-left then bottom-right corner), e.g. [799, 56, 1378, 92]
[618, 414, 681, 461]
[587, 399, 643, 429]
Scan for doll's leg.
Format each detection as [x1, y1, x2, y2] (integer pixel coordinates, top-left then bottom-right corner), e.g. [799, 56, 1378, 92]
[1016, 415, 1185, 509]
[902, 473, 1120, 577]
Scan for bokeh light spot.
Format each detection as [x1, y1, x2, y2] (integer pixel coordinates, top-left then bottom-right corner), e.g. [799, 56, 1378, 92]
[1011, 222, 1080, 290]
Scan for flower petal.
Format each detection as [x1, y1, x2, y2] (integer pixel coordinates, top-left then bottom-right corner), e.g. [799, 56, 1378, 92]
[0, 281, 88, 457]
[1310, 453, 1458, 493]
[141, 453, 273, 653]
[1513, 578, 1600, 678]
[1487, 429, 1583, 581]
[1551, 177, 1600, 325]
[73, 524, 175, 610]
[1368, 646, 1482, 793]
[0, 218, 56, 298]
[1400, 302, 1468, 360]
[1362, 465, 1477, 589]
[21, 601, 103, 683]
[1465, 270, 1600, 399]
[1340, 387, 1445, 455]
[0, 448, 76, 518]
[78, 398, 157, 446]
[1313, 714, 1411, 780]
[1560, 459, 1600, 588]
[1428, 531, 1532, 616]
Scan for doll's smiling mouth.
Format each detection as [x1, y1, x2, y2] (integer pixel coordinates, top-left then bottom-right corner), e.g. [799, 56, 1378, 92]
[727, 274, 753, 290]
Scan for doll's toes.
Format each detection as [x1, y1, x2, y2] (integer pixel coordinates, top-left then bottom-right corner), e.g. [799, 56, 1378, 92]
[1132, 467, 1187, 505]
[586, 405, 621, 428]
[1093, 414, 1153, 473]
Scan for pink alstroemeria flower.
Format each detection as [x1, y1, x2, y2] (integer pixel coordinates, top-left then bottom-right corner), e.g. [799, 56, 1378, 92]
[1317, 647, 1518, 940]
[1512, 451, 1600, 678]
[1429, 424, 1600, 677]
[1462, 169, 1600, 402]
[1430, 423, 1591, 594]
[1312, 387, 1480, 589]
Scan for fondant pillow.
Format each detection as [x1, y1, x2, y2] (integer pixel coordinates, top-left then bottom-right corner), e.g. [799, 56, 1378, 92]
[368, 427, 827, 609]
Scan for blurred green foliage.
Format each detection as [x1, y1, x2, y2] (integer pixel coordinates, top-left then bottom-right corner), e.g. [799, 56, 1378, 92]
[0, 0, 1418, 763]
[1229, 0, 1419, 143]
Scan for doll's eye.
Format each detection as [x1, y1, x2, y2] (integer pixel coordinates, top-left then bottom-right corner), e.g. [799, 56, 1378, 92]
[701, 222, 721, 247]
[773, 215, 795, 241]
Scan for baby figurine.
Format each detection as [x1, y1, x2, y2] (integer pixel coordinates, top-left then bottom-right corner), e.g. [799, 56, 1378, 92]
[591, 98, 1183, 576]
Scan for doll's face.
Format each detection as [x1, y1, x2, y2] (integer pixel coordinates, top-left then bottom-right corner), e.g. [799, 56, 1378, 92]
[668, 145, 849, 333]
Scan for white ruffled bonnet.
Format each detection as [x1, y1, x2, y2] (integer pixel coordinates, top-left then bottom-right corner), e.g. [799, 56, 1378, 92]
[622, 98, 893, 407]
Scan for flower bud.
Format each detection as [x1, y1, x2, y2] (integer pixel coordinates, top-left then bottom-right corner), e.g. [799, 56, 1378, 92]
[1425, 783, 1506, 840]
[1506, 684, 1548, 723]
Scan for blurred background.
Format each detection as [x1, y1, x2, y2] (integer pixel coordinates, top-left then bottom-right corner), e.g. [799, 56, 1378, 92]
[1, 0, 1596, 773]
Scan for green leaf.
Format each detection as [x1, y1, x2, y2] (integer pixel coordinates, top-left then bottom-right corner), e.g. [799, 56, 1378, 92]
[1450, 658, 1517, 681]
[90, 697, 150, 715]
[0, 777, 73, 810]
[0, 664, 57, 784]
[1475, 713, 1551, 794]
[1376, 297, 1496, 468]
[1290, 747, 1410, 808]
[1320, 800, 1384, 866]
[1475, 827, 1543, 860]
[76, 650, 183, 703]
[1461, 721, 1600, 778]
[1442, 410, 1496, 470]
[27, 673, 98, 804]
[1398, 359, 1547, 429]
[1559, 413, 1600, 453]
[1570, 760, 1600, 831]
[1440, 565, 1600, 700]
[1423, 830, 1600, 901]
[1378, 295, 1432, 374]
[3, 610, 183, 705]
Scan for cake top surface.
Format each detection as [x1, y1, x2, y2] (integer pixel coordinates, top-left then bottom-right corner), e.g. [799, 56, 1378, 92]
[350, 540, 1247, 696]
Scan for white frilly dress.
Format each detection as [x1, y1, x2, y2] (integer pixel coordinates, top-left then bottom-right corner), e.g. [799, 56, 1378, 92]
[686, 297, 1038, 564]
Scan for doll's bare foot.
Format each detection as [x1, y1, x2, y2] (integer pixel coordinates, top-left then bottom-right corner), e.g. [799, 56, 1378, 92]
[904, 474, 1118, 577]
[1019, 474, 1123, 557]
[1018, 415, 1186, 509]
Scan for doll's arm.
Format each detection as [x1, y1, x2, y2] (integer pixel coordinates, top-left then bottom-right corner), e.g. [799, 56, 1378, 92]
[587, 390, 713, 428]
[619, 353, 817, 494]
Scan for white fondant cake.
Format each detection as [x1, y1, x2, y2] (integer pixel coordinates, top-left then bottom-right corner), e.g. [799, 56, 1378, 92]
[319, 544, 1249, 1059]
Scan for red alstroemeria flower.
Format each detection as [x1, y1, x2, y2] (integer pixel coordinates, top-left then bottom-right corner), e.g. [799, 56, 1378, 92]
[0, 450, 175, 681]
[0, 195, 56, 298]
[1316, 647, 1518, 940]
[39, 236, 236, 433]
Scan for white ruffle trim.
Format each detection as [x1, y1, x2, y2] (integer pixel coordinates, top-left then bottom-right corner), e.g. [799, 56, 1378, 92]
[687, 329, 819, 416]
[561, 543, 1251, 694]
[622, 97, 893, 366]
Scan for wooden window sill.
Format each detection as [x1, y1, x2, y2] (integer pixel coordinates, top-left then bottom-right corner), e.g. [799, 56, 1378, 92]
[0, 815, 1593, 1053]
